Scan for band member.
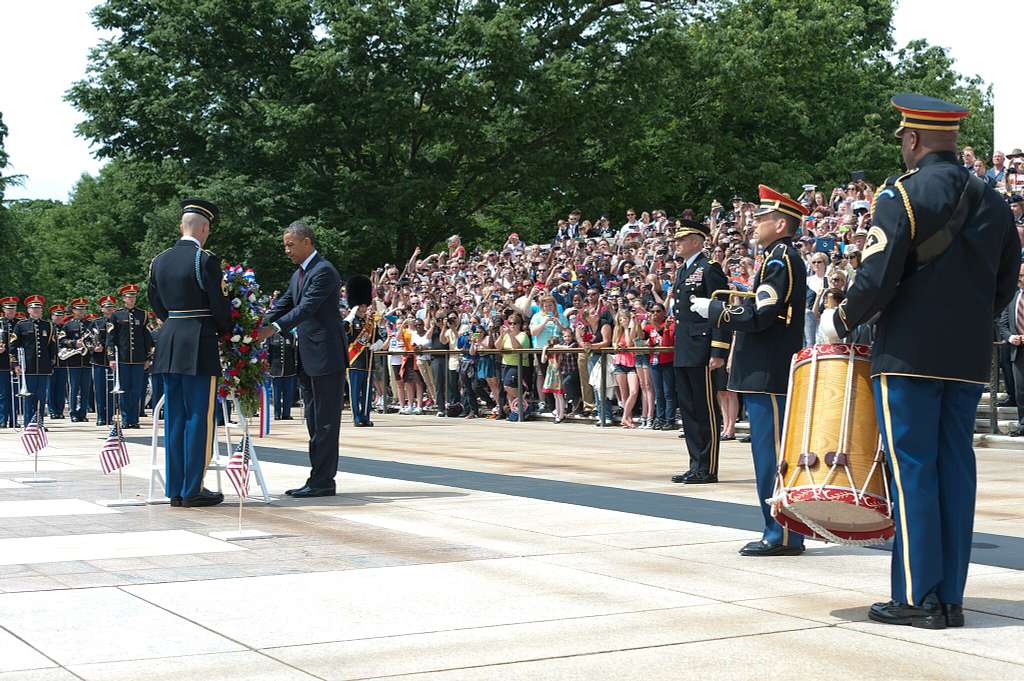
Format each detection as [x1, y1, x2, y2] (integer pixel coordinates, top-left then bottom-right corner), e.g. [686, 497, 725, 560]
[107, 284, 153, 428]
[148, 199, 231, 508]
[670, 219, 730, 483]
[48, 304, 68, 419]
[345, 275, 382, 427]
[268, 328, 298, 420]
[256, 221, 348, 498]
[91, 295, 117, 426]
[691, 185, 808, 557]
[10, 295, 56, 428]
[821, 94, 1019, 628]
[61, 298, 93, 422]
[0, 296, 18, 429]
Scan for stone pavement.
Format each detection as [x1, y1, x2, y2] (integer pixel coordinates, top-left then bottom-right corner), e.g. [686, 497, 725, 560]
[0, 414, 1022, 681]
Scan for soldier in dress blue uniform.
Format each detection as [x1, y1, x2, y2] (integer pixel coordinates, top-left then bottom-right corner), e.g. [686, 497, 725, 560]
[268, 325, 298, 420]
[691, 185, 808, 557]
[0, 296, 19, 429]
[107, 284, 153, 429]
[147, 198, 232, 507]
[344, 275, 383, 427]
[90, 295, 117, 426]
[820, 94, 1019, 629]
[670, 219, 730, 484]
[47, 304, 68, 419]
[10, 295, 56, 428]
[61, 297, 93, 422]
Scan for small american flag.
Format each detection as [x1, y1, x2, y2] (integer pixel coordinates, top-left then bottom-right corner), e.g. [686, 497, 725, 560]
[225, 435, 251, 499]
[20, 416, 47, 455]
[99, 422, 130, 474]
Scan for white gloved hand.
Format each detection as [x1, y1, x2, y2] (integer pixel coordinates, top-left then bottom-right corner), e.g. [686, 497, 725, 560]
[689, 297, 711, 319]
[819, 308, 840, 343]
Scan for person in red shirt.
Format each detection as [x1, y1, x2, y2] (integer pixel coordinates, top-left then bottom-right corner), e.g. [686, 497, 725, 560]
[643, 303, 676, 430]
[447, 235, 466, 261]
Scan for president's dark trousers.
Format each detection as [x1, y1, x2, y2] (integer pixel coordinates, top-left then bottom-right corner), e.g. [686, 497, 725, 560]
[299, 369, 343, 489]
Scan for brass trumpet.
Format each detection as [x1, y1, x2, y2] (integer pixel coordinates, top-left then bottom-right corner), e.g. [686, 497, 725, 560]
[711, 289, 756, 300]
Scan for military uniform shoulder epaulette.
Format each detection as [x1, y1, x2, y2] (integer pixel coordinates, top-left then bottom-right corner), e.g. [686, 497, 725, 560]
[875, 167, 921, 239]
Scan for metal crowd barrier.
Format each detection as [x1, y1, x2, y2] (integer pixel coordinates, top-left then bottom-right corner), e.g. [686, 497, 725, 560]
[367, 342, 1008, 434]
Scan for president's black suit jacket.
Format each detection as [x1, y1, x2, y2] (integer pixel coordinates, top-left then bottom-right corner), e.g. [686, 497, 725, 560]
[264, 253, 348, 377]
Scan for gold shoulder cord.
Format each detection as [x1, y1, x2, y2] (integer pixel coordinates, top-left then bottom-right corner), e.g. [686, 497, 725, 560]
[893, 169, 919, 240]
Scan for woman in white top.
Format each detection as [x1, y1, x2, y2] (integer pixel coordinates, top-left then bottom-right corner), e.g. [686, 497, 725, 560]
[804, 253, 828, 347]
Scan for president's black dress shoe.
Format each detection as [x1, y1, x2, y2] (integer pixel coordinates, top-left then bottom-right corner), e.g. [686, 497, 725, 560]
[289, 485, 336, 498]
[170, 496, 183, 507]
[670, 471, 695, 483]
[685, 473, 718, 484]
[739, 540, 805, 557]
[182, 489, 224, 507]
[869, 595, 946, 629]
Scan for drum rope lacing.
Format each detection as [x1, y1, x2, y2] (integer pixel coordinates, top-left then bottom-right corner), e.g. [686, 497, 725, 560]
[768, 344, 893, 548]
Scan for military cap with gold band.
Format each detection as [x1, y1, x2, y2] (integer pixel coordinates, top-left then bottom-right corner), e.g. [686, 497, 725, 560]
[891, 93, 968, 138]
[180, 198, 219, 224]
[674, 218, 710, 239]
[754, 184, 809, 220]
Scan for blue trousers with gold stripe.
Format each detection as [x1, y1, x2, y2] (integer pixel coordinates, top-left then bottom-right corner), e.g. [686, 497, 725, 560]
[118, 363, 145, 426]
[163, 374, 217, 499]
[875, 375, 982, 607]
[746, 393, 804, 548]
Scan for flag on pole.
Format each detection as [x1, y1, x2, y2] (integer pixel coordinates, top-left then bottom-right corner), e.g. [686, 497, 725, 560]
[258, 382, 271, 437]
[99, 422, 130, 474]
[225, 435, 251, 499]
[20, 416, 47, 455]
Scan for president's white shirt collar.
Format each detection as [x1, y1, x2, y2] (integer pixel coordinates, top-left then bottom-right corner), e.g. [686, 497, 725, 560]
[301, 250, 318, 271]
[180, 236, 201, 247]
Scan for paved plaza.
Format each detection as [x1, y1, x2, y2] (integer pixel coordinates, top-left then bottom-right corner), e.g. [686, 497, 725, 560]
[0, 414, 1022, 681]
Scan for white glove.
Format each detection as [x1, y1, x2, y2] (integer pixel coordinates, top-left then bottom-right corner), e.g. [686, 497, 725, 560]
[819, 308, 840, 343]
[690, 297, 711, 319]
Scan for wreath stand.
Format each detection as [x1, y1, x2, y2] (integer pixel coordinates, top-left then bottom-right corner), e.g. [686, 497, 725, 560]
[146, 393, 276, 505]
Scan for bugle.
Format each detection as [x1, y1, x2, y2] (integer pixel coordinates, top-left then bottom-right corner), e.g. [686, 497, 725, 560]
[710, 289, 756, 300]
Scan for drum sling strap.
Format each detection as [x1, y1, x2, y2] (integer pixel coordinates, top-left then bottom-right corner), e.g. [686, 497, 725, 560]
[913, 173, 985, 271]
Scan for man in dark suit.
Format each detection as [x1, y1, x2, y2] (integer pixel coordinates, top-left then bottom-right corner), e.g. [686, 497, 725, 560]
[256, 221, 347, 498]
[148, 199, 232, 507]
[670, 219, 730, 484]
[998, 262, 1024, 435]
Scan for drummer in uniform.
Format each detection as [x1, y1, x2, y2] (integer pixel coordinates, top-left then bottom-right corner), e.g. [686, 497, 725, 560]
[90, 295, 117, 426]
[0, 297, 18, 429]
[670, 219, 730, 484]
[107, 284, 153, 429]
[10, 295, 56, 428]
[48, 304, 68, 419]
[690, 185, 808, 557]
[61, 298, 93, 423]
[268, 326, 298, 421]
[820, 94, 1019, 628]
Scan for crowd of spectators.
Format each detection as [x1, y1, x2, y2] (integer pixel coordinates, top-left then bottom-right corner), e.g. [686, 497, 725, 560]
[347, 148, 1024, 433]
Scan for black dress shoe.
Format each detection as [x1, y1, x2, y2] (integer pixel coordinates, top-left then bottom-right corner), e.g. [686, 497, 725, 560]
[998, 398, 1017, 408]
[685, 473, 718, 484]
[289, 485, 336, 498]
[720, 433, 736, 441]
[739, 435, 751, 443]
[670, 471, 695, 483]
[182, 489, 224, 507]
[354, 422, 366, 427]
[363, 421, 374, 427]
[739, 540, 805, 557]
[280, 415, 294, 420]
[944, 603, 964, 627]
[869, 595, 946, 629]
[170, 496, 183, 507]
[677, 430, 686, 438]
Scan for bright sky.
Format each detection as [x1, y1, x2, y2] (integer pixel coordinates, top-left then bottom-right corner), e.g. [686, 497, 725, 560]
[1, 0, 1021, 202]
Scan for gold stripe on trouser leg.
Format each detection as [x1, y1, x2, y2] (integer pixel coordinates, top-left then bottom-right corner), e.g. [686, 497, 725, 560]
[770, 394, 786, 544]
[203, 376, 216, 472]
[881, 376, 914, 604]
[705, 365, 718, 474]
